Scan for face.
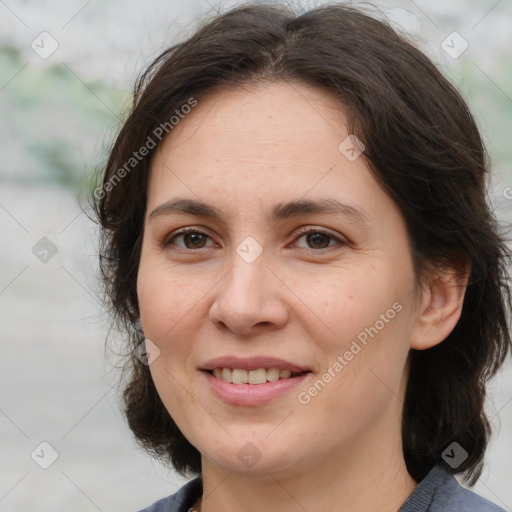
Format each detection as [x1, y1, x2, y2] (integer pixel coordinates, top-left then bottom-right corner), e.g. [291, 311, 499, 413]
[137, 81, 424, 479]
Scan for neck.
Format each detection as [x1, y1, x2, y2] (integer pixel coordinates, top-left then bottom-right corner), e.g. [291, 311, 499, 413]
[197, 423, 417, 512]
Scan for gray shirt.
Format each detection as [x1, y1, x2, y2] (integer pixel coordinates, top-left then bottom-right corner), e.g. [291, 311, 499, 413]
[138, 464, 506, 512]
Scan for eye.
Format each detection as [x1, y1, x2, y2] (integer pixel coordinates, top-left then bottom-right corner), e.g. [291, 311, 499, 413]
[293, 227, 346, 250]
[163, 228, 215, 250]
[162, 226, 346, 252]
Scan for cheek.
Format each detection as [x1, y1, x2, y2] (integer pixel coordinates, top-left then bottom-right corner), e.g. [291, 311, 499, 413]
[301, 270, 398, 348]
[304, 270, 411, 395]
[138, 263, 201, 423]
[137, 258, 203, 341]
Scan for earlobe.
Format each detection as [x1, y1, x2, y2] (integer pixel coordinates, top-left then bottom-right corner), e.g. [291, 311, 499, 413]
[410, 263, 470, 351]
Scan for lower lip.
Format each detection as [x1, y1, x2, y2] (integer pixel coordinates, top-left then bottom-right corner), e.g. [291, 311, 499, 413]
[201, 370, 311, 406]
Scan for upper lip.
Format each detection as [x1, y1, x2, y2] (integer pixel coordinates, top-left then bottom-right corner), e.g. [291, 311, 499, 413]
[199, 356, 312, 373]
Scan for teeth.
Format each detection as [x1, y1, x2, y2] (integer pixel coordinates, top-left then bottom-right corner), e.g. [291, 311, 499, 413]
[266, 368, 280, 382]
[248, 368, 267, 384]
[232, 369, 248, 384]
[211, 367, 301, 384]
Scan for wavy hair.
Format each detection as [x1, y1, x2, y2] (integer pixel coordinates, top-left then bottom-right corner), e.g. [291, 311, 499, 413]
[91, 2, 512, 485]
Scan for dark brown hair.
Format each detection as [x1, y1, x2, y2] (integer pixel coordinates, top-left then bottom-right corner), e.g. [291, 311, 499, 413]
[91, 1, 512, 485]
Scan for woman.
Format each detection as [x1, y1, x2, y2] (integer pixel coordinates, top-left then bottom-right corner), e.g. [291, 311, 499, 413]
[92, 3, 512, 511]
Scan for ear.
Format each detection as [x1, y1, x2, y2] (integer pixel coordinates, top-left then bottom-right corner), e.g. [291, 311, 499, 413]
[410, 262, 470, 350]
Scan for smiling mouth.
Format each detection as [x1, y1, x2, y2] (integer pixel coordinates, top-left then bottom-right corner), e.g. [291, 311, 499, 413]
[206, 367, 310, 384]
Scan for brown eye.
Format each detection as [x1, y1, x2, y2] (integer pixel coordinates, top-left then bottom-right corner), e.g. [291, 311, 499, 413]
[294, 228, 346, 250]
[163, 229, 213, 250]
[181, 232, 208, 249]
[304, 232, 332, 249]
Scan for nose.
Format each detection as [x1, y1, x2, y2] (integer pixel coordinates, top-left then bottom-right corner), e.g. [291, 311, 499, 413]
[208, 252, 289, 336]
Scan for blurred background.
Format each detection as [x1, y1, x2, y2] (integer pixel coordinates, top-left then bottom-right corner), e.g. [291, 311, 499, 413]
[1, 0, 511, 511]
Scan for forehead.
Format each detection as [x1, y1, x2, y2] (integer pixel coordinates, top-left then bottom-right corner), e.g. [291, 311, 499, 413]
[175, 80, 347, 149]
[147, 81, 393, 224]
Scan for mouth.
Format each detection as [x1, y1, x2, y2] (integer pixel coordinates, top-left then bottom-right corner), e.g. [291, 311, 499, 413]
[199, 356, 313, 405]
[204, 367, 311, 385]
[201, 367, 312, 406]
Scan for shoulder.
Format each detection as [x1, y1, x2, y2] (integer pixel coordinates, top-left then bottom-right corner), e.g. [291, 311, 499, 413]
[137, 475, 203, 512]
[432, 467, 506, 512]
[400, 465, 506, 512]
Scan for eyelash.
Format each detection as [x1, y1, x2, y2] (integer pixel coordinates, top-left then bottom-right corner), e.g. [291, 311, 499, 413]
[162, 226, 346, 252]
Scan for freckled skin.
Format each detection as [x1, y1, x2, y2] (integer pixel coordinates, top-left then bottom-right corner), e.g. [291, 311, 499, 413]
[136, 82, 463, 512]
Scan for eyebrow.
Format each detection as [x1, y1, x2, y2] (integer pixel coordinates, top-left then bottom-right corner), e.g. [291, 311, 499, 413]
[148, 197, 369, 224]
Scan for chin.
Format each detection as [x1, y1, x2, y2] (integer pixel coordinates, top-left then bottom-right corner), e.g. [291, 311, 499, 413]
[199, 436, 304, 478]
